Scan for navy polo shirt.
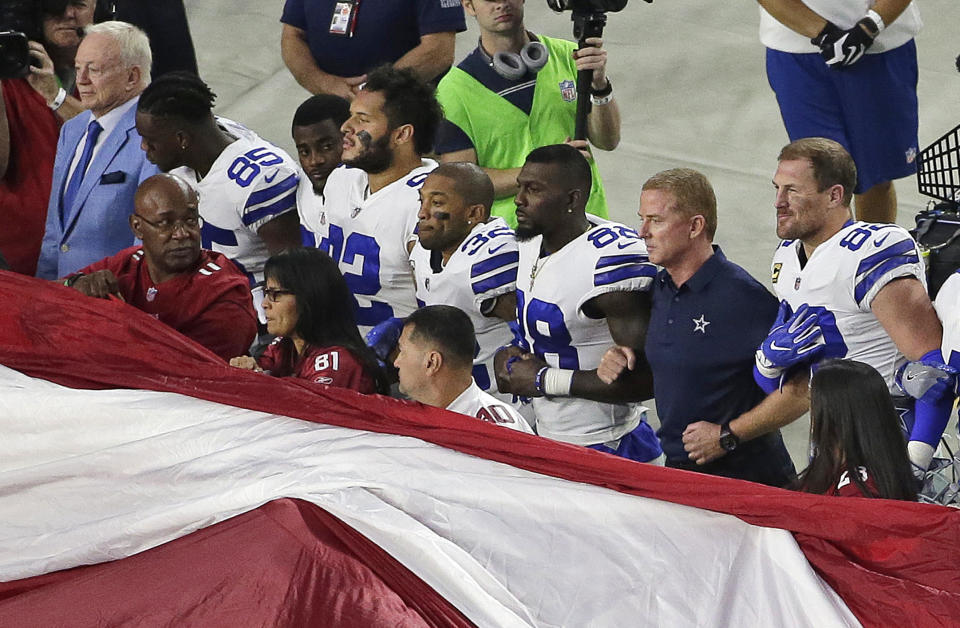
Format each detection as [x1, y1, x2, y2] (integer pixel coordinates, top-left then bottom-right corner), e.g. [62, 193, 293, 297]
[281, 0, 466, 79]
[645, 247, 780, 462]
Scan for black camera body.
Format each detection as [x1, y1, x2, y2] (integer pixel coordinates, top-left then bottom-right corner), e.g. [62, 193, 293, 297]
[0, 0, 42, 79]
[546, 0, 628, 13]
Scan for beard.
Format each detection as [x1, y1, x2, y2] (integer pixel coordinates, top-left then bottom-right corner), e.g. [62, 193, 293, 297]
[514, 222, 541, 241]
[343, 131, 393, 174]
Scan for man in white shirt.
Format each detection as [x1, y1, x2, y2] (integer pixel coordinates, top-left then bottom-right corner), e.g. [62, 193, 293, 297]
[758, 0, 922, 223]
[299, 65, 442, 335]
[395, 305, 533, 433]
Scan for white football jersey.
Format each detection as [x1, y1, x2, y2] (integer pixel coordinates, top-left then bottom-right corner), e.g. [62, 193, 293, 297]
[935, 270, 960, 371]
[410, 218, 517, 401]
[771, 221, 926, 391]
[300, 160, 436, 335]
[295, 167, 326, 247]
[516, 219, 657, 446]
[446, 381, 534, 434]
[174, 118, 299, 289]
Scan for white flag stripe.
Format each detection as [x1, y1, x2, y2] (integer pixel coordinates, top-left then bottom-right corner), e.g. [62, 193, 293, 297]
[0, 366, 858, 627]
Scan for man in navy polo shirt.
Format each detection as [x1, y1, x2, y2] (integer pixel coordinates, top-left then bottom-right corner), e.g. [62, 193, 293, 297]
[598, 168, 803, 486]
[280, 0, 466, 100]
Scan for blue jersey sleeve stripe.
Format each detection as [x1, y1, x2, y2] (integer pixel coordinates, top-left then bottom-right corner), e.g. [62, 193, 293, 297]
[854, 253, 920, 304]
[300, 225, 317, 247]
[241, 189, 297, 226]
[856, 239, 917, 275]
[472, 268, 517, 295]
[244, 173, 299, 209]
[470, 251, 519, 277]
[594, 264, 657, 287]
[596, 254, 648, 269]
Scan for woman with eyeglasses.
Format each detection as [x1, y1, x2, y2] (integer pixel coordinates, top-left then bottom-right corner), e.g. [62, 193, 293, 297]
[229, 247, 388, 394]
[798, 359, 917, 501]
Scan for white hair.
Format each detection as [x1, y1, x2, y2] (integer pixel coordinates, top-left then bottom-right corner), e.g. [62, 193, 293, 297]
[84, 21, 152, 85]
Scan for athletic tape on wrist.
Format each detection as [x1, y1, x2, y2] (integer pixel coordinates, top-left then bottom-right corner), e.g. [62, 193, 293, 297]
[544, 368, 575, 396]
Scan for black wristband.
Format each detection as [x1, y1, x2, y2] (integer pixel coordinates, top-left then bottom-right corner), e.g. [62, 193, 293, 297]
[590, 78, 612, 98]
[64, 272, 84, 287]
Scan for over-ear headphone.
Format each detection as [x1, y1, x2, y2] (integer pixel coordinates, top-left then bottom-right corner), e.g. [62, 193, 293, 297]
[479, 37, 549, 81]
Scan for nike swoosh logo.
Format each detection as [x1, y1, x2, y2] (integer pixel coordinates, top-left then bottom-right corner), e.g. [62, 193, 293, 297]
[488, 242, 509, 255]
[769, 341, 793, 352]
[264, 171, 279, 184]
[617, 241, 635, 250]
[874, 234, 890, 247]
[904, 372, 917, 381]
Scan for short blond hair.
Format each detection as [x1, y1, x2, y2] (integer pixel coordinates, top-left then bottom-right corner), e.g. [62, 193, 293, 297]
[641, 168, 718, 240]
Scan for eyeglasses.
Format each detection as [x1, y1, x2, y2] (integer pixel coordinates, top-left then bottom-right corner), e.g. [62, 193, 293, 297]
[133, 213, 201, 234]
[263, 288, 295, 303]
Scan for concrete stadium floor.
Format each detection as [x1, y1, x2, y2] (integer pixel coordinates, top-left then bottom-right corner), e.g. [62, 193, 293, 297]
[185, 0, 960, 469]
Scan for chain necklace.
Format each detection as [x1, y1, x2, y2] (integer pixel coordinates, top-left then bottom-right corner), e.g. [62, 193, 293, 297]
[529, 248, 550, 289]
[529, 221, 592, 289]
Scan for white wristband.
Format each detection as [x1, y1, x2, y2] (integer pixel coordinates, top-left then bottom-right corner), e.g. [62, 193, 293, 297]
[48, 87, 67, 110]
[544, 368, 575, 396]
[590, 92, 614, 106]
[865, 9, 885, 33]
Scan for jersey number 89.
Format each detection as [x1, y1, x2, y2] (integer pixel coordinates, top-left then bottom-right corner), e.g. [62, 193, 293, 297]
[517, 290, 579, 369]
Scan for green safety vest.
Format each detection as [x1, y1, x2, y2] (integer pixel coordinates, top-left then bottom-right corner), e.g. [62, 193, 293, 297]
[437, 36, 609, 227]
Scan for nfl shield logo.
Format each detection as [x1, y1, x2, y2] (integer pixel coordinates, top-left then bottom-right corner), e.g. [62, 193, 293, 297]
[559, 80, 576, 102]
[794, 277, 801, 290]
[425, 277, 430, 291]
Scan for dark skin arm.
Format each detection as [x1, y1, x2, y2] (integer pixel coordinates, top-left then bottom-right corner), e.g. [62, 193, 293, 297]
[487, 291, 518, 323]
[494, 290, 653, 402]
[65, 269, 124, 300]
[257, 211, 302, 255]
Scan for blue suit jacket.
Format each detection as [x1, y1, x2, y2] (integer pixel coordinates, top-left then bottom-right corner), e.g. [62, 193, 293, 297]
[36, 99, 159, 279]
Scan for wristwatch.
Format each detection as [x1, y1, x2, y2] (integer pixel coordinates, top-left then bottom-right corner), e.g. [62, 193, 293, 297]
[590, 77, 613, 98]
[719, 424, 740, 452]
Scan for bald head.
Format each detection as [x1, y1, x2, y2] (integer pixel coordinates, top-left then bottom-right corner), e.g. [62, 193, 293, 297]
[130, 174, 202, 281]
[430, 162, 495, 218]
[135, 173, 198, 214]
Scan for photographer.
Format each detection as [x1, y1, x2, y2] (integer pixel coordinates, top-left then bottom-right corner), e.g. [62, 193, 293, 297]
[0, 0, 94, 275]
[434, 0, 621, 225]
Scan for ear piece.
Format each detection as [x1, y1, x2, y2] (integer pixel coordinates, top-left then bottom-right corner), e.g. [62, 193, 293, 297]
[485, 39, 551, 80]
[520, 42, 548, 73]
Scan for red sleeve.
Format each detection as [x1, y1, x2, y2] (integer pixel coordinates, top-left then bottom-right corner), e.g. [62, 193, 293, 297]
[74, 247, 138, 278]
[299, 346, 376, 394]
[181, 295, 257, 362]
[175, 252, 258, 361]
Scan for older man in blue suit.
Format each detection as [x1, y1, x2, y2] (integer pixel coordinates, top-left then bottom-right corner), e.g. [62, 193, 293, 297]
[37, 21, 159, 279]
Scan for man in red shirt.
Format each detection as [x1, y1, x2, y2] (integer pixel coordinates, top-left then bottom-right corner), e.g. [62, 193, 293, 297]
[62, 173, 257, 360]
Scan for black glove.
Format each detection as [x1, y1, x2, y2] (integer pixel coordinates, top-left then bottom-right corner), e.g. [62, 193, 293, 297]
[811, 17, 878, 69]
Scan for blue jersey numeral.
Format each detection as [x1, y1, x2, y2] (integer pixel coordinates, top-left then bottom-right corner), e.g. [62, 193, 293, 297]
[517, 289, 579, 369]
[839, 224, 892, 251]
[461, 226, 514, 256]
[319, 224, 390, 326]
[227, 147, 283, 188]
[587, 225, 641, 249]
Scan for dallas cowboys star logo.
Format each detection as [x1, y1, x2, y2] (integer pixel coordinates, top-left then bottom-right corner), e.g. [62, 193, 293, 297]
[693, 315, 710, 333]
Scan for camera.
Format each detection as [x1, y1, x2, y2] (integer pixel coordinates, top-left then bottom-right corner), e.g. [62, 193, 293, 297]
[0, 1, 113, 80]
[0, 0, 43, 79]
[546, 0, 628, 13]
